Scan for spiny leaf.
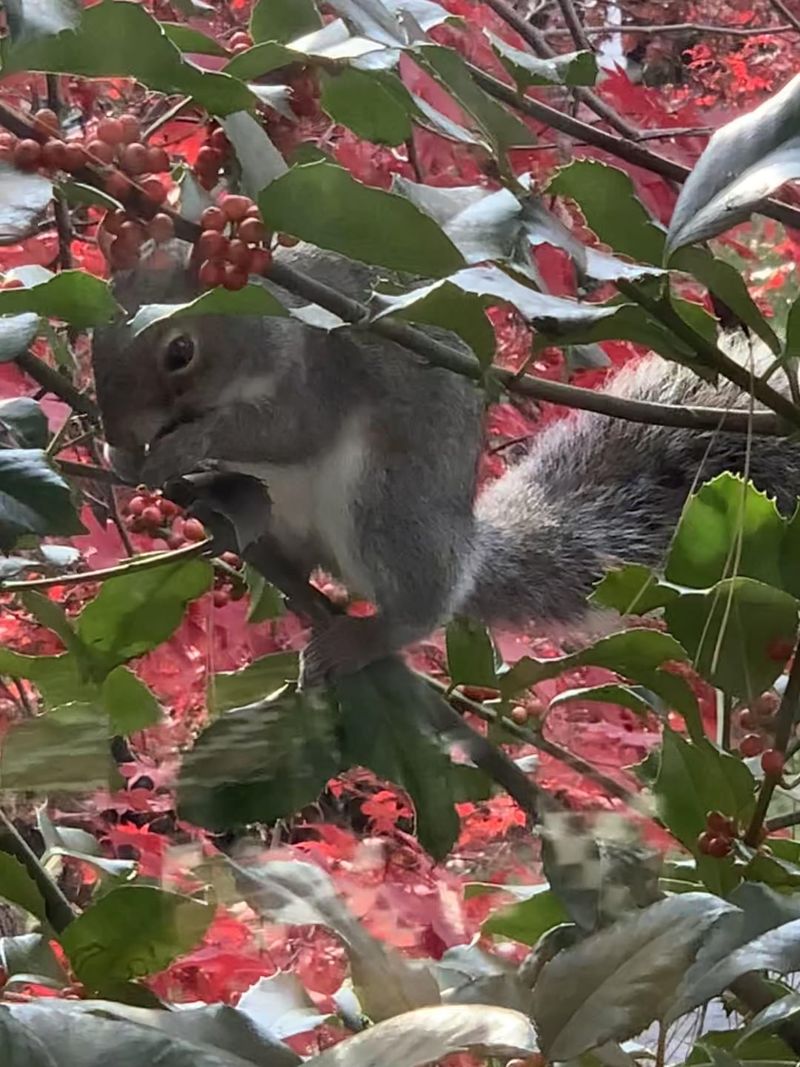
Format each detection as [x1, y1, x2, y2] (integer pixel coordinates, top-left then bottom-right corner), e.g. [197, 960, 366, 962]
[0, 269, 118, 328]
[0, 854, 47, 923]
[321, 67, 415, 147]
[0, 449, 84, 548]
[128, 283, 288, 337]
[488, 32, 597, 88]
[0, 166, 54, 246]
[250, 0, 322, 43]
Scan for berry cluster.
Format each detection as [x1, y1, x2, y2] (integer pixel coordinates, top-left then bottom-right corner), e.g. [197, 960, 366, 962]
[193, 125, 232, 192]
[697, 809, 738, 859]
[229, 30, 253, 56]
[122, 488, 206, 547]
[737, 690, 781, 760]
[195, 195, 277, 291]
[510, 696, 546, 725]
[103, 207, 175, 269]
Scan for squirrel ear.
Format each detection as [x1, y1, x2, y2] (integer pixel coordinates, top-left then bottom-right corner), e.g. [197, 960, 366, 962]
[104, 236, 198, 315]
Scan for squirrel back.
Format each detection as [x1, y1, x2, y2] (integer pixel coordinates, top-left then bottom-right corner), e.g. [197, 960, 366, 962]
[461, 341, 800, 630]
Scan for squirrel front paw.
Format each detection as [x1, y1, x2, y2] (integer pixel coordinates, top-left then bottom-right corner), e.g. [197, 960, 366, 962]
[299, 616, 392, 689]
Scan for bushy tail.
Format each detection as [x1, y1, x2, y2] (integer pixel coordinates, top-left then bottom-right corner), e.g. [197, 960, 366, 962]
[457, 340, 800, 629]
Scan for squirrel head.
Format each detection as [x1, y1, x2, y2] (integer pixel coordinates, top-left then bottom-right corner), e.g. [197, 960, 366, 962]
[91, 240, 301, 470]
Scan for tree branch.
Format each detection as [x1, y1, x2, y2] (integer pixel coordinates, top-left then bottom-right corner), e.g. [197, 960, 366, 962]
[768, 0, 800, 34]
[546, 22, 795, 37]
[554, 0, 592, 51]
[15, 351, 99, 418]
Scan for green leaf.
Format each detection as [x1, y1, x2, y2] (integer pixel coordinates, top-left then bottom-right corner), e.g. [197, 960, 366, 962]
[101, 667, 162, 735]
[653, 728, 755, 894]
[0, 449, 84, 549]
[0, 855, 47, 922]
[501, 628, 700, 737]
[57, 180, 121, 213]
[785, 293, 800, 362]
[0, 933, 69, 984]
[0, 398, 48, 449]
[0, 166, 54, 246]
[220, 111, 288, 198]
[0, 270, 118, 328]
[327, 0, 454, 43]
[335, 660, 468, 859]
[224, 40, 296, 80]
[546, 160, 666, 266]
[259, 161, 464, 276]
[161, 22, 228, 57]
[208, 651, 299, 716]
[671, 246, 780, 354]
[250, 0, 322, 43]
[60, 884, 213, 991]
[128, 283, 288, 337]
[321, 67, 414, 147]
[0, 649, 93, 709]
[417, 44, 537, 152]
[665, 578, 799, 700]
[372, 278, 495, 365]
[226, 20, 388, 80]
[548, 684, 656, 717]
[244, 565, 285, 623]
[667, 75, 800, 252]
[487, 32, 597, 87]
[590, 563, 677, 615]
[2, 0, 255, 116]
[177, 688, 342, 831]
[666, 473, 787, 590]
[446, 617, 498, 688]
[76, 558, 212, 673]
[482, 886, 570, 946]
[0, 704, 113, 793]
[0, 314, 39, 363]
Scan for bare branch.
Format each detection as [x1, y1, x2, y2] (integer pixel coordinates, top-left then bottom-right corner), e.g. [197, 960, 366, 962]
[768, 0, 800, 34]
[546, 21, 794, 37]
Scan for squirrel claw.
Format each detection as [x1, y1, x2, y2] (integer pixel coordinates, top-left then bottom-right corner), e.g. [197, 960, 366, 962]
[298, 616, 389, 690]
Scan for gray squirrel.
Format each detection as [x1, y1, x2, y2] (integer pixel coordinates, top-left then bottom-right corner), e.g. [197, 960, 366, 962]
[91, 242, 800, 685]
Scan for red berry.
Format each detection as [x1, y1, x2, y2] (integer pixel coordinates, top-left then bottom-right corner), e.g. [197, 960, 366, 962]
[120, 142, 148, 175]
[739, 733, 764, 758]
[229, 30, 252, 49]
[738, 708, 758, 731]
[103, 208, 128, 236]
[697, 830, 714, 855]
[200, 206, 226, 231]
[198, 171, 219, 191]
[196, 145, 223, 174]
[119, 114, 141, 144]
[41, 139, 67, 170]
[14, 139, 42, 171]
[226, 238, 253, 269]
[1, 278, 23, 289]
[707, 836, 732, 859]
[86, 138, 115, 165]
[761, 749, 785, 777]
[208, 128, 229, 153]
[224, 264, 249, 291]
[183, 517, 206, 542]
[754, 692, 781, 720]
[767, 637, 795, 663]
[140, 177, 167, 205]
[232, 41, 251, 55]
[220, 551, 241, 567]
[118, 219, 145, 249]
[159, 498, 179, 519]
[127, 495, 147, 516]
[146, 146, 170, 173]
[277, 232, 299, 247]
[198, 258, 226, 289]
[239, 216, 266, 244]
[148, 213, 174, 243]
[97, 117, 124, 145]
[62, 142, 87, 173]
[213, 588, 231, 607]
[104, 171, 131, 202]
[220, 194, 252, 222]
[706, 810, 731, 836]
[250, 246, 273, 274]
[510, 706, 528, 725]
[141, 505, 162, 527]
[0, 132, 15, 149]
[108, 238, 140, 270]
[33, 108, 59, 135]
[197, 230, 229, 260]
[167, 532, 185, 550]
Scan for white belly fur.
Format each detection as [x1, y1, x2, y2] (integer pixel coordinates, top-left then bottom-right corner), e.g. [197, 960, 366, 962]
[229, 416, 373, 597]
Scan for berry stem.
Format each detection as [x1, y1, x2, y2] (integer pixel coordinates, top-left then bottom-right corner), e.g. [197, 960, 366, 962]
[744, 643, 800, 847]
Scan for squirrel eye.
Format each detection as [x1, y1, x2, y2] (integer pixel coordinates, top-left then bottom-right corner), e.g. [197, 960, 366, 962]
[163, 333, 196, 374]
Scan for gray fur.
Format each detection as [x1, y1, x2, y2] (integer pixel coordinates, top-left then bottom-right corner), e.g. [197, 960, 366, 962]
[92, 246, 800, 673]
[461, 344, 800, 627]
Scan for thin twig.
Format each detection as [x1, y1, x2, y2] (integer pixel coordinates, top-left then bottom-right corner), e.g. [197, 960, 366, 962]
[555, 0, 593, 51]
[56, 459, 122, 484]
[546, 22, 794, 37]
[482, 0, 640, 138]
[764, 809, 800, 832]
[768, 0, 800, 34]
[745, 644, 800, 846]
[1, 540, 210, 593]
[15, 351, 99, 419]
[46, 75, 73, 272]
[0, 809, 74, 933]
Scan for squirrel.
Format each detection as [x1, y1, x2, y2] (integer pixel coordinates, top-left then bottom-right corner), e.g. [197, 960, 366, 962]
[91, 241, 800, 686]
